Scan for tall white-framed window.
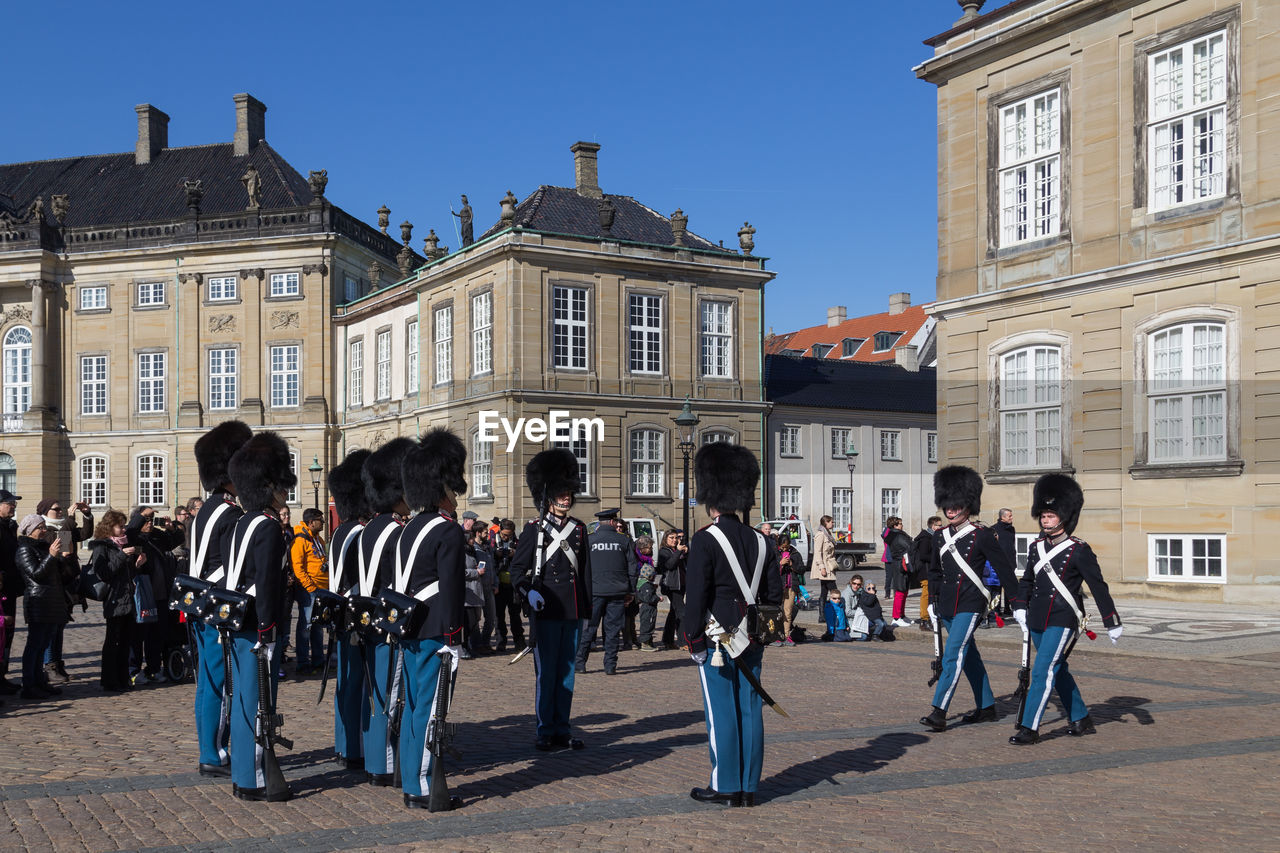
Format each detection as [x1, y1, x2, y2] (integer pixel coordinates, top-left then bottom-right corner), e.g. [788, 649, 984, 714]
[287, 450, 299, 505]
[207, 276, 238, 301]
[376, 330, 392, 400]
[137, 281, 165, 306]
[1149, 30, 1227, 212]
[406, 320, 419, 394]
[348, 340, 364, 408]
[79, 286, 107, 311]
[552, 436, 592, 497]
[0, 453, 14, 493]
[999, 89, 1061, 246]
[700, 300, 733, 378]
[831, 487, 852, 530]
[629, 428, 664, 496]
[552, 285, 588, 370]
[1149, 533, 1225, 582]
[880, 488, 900, 524]
[269, 272, 300, 297]
[472, 432, 492, 498]
[208, 348, 237, 411]
[269, 345, 299, 408]
[434, 305, 453, 384]
[2, 327, 31, 416]
[472, 291, 493, 376]
[831, 427, 852, 458]
[880, 430, 901, 461]
[1014, 533, 1037, 573]
[628, 293, 662, 374]
[1148, 322, 1225, 462]
[80, 355, 107, 415]
[79, 455, 108, 508]
[779, 486, 801, 519]
[779, 425, 801, 457]
[137, 351, 166, 413]
[1000, 345, 1061, 469]
[136, 454, 165, 506]
[927, 432, 938, 463]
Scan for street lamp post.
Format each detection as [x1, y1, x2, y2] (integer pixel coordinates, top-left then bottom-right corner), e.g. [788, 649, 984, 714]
[308, 455, 323, 510]
[845, 443, 859, 537]
[673, 397, 700, 538]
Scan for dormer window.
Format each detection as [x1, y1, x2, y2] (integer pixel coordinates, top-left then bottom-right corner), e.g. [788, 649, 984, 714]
[841, 338, 865, 358]
[810, 343, 832, 358]
[873, 331, 902, 352]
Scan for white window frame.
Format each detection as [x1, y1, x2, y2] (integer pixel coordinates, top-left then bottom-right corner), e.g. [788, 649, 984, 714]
[136, 454, 165, 507]
[552, 435, 593, 497]
[999, 88, 1062, 246]
[208, 348, 237, 411]
[628, 293, 662, 375]
[472, 291, 493, 376]
[831, 427, 852, 459]
[880, 488, 900, 524]
[810, 343, 832, 358]
[841, 338, 864, 358]
[701, 430, 734, 446]
[1148, 31, 1228, 212]
[80, 355, 107, 416]
[1147, 322, 1226, 463]
[287, 449, 299, 506]
[472, 432, 492, 498]
[207, 276, 238, 302]
[873, 331, 901, 353]
[269, 272, 300, 298]
[137, 351, 166, 414]
[779, 425, 801, 457]
[999, 345, 1061, 470]
[779, 486, 801, 519]
[831, 487, 852, 531]
[700, 300, 733, 378]
[348, 340, 364, 408]
[927, 432, 938, 464]
[1148, 533, 1225, 583]
[629, 428, 665, 497]
[406, 320, 419, 394]
[434, 305, 453, 385]
[1014, 533, 1037, 574]
[375, 330, 392, 401]
[552, 285, 589, 370]
[137, 281, 165, 307]
[79, 286, 107, 311]
[269, 344, 299, 408]
[880, 430, 901, 461]
[79, 455, 108, 509]
[2, 327, 31, 416]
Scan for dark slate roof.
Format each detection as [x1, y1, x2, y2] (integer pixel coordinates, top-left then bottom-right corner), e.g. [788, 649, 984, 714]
[478, 185, 739, 255]
[0, 142, 313, 229]
[765, 353, 937, 414]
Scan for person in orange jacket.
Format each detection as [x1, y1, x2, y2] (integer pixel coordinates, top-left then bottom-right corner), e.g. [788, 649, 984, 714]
[290, 508, 328, 675]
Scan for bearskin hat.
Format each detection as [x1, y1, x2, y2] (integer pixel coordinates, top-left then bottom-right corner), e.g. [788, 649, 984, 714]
[695, 442, 759, 514]
[194, 420, 252, 492]
[1031, 473, 1084, 536]
[525, 448, 580, 506]
[328, 449, 371, 523]
[934, 466, 983, 516]
[362, 437, 417, 513]
[227, 431, 296, 514]
[403, 428, 467, 512]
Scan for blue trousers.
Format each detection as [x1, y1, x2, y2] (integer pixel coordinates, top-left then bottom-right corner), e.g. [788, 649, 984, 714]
[22, 622, 56, 688]
[362, 638, 399, 777]
[398, 637, 445, 798]
[532, 618, 579, 739]
[696, 643, 765, 794]
[575, 596, 625, 672]
[194, 621, 230, 766]
[931, 611, 994, 711]
[229, 632, 281, 790]
[42, 624, 65, 665]
[334, 632, 368, 761]
[293, 589, 323, 669]
[1021, 626, 1088, 730]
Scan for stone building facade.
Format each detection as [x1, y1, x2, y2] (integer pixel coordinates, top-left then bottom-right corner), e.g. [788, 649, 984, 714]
[917, 0, 1280, 602]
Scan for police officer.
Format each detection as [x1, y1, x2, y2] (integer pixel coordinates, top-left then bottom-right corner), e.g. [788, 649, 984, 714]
[188, 420, 252, 778]
[1010, 474, 1123, 744]
[919, 466, 1021, 733]
[396, 428, 467, 809]
[685, 442, 782, 808]
[510, 448, 591, 751]
[325, 449, 372, 770]
[575, 509, 636, 676]
[225, 431, 296, 802]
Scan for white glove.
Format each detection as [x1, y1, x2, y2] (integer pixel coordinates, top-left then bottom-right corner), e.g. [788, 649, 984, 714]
[527, 590, 545, 612]
[442, 644, 462, 668]
[691, 650, 707, 665]
[926, 603, 936, 622]
[1108, 625, 1123, 645]
[1012, 609, 1027, 630]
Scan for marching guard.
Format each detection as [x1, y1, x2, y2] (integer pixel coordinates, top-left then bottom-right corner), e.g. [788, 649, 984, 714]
[919, 466, 1021, 733]
[396, 428, 468, 809]
[225, 431, 297, 801]
[325, 449, 372, 769]
[187, 420, 252, 778]
[684, 442, 782, 807]
[510, 449, 592, 751]
[1009, 474, 1123, 744]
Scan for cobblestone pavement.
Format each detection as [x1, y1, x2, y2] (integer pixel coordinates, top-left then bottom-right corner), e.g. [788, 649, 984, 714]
[2, 598, 1278, 852]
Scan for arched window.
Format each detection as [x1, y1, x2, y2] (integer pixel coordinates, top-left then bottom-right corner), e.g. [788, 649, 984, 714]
[998, 344, 1061, 469]
[80, 455, 108, 508]
[0, 452, 15, 494]
[2, 326, 31, 416]
[1148, 322, 1226, 462]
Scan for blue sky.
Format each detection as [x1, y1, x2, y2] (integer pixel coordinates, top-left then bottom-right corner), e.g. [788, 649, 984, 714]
[5, 1, 953, 334]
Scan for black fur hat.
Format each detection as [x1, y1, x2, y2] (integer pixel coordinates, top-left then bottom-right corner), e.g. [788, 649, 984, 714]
[227, 431, 296, 514]
[403, 428, 467, 512]
[1031, 473, 1084, 536]
[328, 449, 371, 523]
[194, 420, 252, 492]
[525, 448, 580, 507]
[694, 442, 759, 514]
[362, 437, 417, 514]
[934, 466, 983, 516]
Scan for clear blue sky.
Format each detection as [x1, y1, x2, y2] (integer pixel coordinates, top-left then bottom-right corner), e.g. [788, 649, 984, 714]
[4, 0, 954, 335]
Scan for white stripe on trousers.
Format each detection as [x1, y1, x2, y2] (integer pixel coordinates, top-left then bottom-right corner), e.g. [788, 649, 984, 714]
[252, 643, 274, 789]
[939, 613, 980, 709]
[419, 653, 445, 793]
[696, 664, 720, 792]
[1030, 628, 1073, 730]
[385, 649, 403, 771]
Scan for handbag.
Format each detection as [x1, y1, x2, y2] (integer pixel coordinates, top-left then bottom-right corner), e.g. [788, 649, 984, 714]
[346, 594, 383, 636]
[133, 574, 159, 624]
[79, 563, 109, 602]
[170, 574, 213, 616]
[374, 588, 424, 638]
[310, 588, 348, 632]
[747, 602, 786, 646]
[202, 586, 253, 631]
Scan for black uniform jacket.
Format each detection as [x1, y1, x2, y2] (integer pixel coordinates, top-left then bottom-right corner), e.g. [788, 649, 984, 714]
[227, 508, 287, 633]
[328, 519, 364, 595]
[683, 513, 783, 657]
[1017, 535, 1121, 631]
[510, 513, 591, 621]
[587, 526, 637, 598]
[397, 509, 466, 644]
[356, 513, 404, 597]
[928, 520, 1022, 617]
[190, 489, 242, 582]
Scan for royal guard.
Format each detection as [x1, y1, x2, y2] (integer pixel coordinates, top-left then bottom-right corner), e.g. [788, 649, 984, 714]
[225, 431, 296, 801]
[396, 428, 467, 809]
[919, 466, 1021, 733]
[358, 437, 416, 786]
[1010, 474, 1123, 744]
[684, 442, 782, 808]
[510, 448, 592, 751]
[188, 419, 252, 778]
[326, 449, 372, 770]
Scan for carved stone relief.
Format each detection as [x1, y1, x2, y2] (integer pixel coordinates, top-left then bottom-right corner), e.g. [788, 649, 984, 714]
[208, 314, 236, 333]
[270, 310, 299, 329]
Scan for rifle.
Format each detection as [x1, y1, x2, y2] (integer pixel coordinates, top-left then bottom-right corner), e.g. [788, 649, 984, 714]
[219, 628, 235, 734]
[1013, 625, 1031, 723]
[927, 604, 943, 687]
[427, 647, 461, 812]
[253, 641, 293, 801]
[510, 505, 549, 665]
[388, 644, 405, 787]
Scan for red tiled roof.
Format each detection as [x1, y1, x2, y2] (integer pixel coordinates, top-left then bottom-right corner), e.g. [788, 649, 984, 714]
[765, 304, 931, 363]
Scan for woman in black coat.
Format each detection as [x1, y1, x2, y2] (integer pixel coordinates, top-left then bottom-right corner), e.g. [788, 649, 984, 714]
[657, 529, 687, 650]
[15, 514, 78, 698]
[883, 517, 916, 628]
[89, 510, 141, 692]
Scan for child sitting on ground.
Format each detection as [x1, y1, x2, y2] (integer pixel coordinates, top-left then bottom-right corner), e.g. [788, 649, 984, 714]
[845, 575, 891, 641]
[823, 589, 852, 641]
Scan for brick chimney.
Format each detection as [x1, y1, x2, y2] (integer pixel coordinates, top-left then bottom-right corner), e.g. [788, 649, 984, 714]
[895, 344, 920, 372]
[135, 104, 169, 165]
[571, 141, 602, 199]
[233, 93, 267, 157]
[889, 292, 911, 315]
[827, 306, 847, 327]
